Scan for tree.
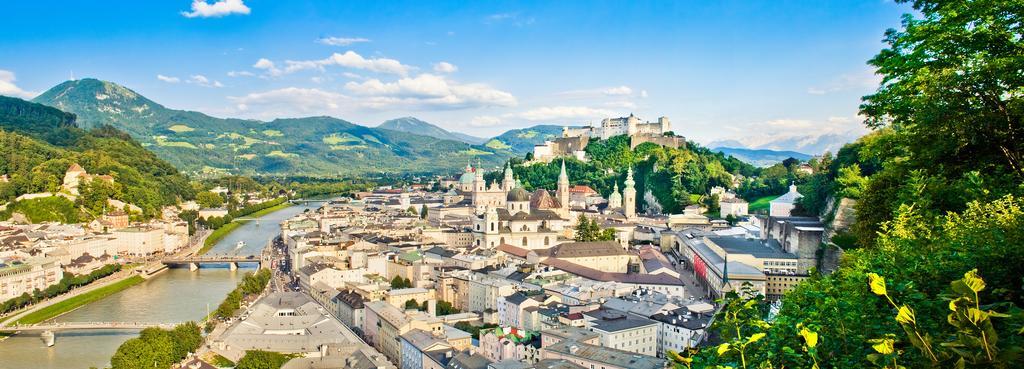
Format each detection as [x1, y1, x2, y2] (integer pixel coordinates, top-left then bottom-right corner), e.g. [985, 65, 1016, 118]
[235, 350, 291, 369]
[196, 191, 224, 209]
[407, 206, 417, 215]
[420, 204, 428, 219]
[390, 275, 412, 289]
[405, 299, 420, 310]
[781, 157, 800, 169]
[574, 214, 615, 242]
[704, 194, 720, 214]
[436, 300, 458, 316]
[725, 214, 737, 226]
[835, 164, 868, 199]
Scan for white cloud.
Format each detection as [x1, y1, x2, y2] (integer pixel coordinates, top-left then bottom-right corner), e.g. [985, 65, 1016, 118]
[227, 70, 255, 77]
[807, 68, 881, 95]
[316, 37, 371, 46]
[156, 74, 181, 83]
[485, 12, 535, 26]
[253, 58, 282, 77]
[229, 87, 347, 117]
[342, 72, 364, 80]
[559, 85, 637, 98]
[187, 74, 224, 88]
[510, 106, 615, 121]
[280, 51, 412, 76]
[604, 100, 637, 109]
[470, 116, 502, 127]
[640, 90, 649, 98]
[0, 70, 35, 99]
[433, 62, 458, 73]
[602, 86, 632, 96]
[344, 73, 517, 109]
[181, 0, 250, 18]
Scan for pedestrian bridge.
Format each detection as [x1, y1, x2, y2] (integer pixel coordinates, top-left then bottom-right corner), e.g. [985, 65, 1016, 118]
[162, 255, 262, 271]
[0, 321, 179, 333]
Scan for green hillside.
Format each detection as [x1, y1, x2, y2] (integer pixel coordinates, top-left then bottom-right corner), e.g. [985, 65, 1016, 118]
[488, 125, 567, 154]
[378, 116, 485, 145]
[0, 96, 194, 220]
[32, 79, 511, 176]
[495, 135, 757, 214]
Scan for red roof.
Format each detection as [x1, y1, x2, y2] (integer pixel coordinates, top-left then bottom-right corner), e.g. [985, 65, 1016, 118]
[568, 185, 597, 194]
[497, 243, 531, 258]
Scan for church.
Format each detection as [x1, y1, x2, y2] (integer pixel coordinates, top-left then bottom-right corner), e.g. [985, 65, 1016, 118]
[463, 161, 638, 249]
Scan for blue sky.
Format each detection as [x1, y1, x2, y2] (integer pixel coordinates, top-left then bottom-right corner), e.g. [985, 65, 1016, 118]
[0, 0, 912, 149]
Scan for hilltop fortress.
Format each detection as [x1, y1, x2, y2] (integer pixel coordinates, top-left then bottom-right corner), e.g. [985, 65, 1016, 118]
[533, 114, 685, 162]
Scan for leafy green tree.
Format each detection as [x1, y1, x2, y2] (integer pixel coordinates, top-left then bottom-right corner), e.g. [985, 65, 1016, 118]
[390, 275, 413, 289]
[835, 164, 868, 199]
[236, 350, 291, 369]
[405, 299, 420, 310]
[196, 191, 224, 209]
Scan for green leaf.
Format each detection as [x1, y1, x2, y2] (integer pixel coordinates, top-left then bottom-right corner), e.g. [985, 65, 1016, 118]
[746, 332, 766, 344]
[799, 327, 819, 348]
[867, 273, 887, 296]
[961, 269, 985, 293]
[895, 305, 916, 325]
[869, 338, 894, 355]
[716, 343, 731, 356]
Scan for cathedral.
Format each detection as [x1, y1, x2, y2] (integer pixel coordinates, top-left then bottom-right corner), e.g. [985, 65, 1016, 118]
[461, 161, 638, 249]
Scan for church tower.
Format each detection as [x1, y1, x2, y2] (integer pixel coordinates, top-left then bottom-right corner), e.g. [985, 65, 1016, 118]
[502, 162, 515, 193]
[623, 167, 636, 219]
[557, 160, 570, 211]
[608, 182, 622, 209]
[473, 162, 485, 193]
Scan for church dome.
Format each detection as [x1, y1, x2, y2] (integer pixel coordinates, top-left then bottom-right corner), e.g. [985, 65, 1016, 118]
[459, 171, 476, 184]
[507, 187, 530, 202]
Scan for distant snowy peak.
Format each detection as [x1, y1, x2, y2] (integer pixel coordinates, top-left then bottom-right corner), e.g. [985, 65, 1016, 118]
[708, 130, 863, 155]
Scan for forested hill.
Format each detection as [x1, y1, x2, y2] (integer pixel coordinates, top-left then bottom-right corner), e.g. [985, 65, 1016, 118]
[32, 78, 511, 176]
[0, 96, 194, 221]
[490, 135, 756, 214]
[675, 1, 1024, 368]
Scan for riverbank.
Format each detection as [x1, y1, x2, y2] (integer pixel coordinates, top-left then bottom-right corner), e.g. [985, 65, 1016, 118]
[198, 202, 293, 255]
[13, 275, 145, 325]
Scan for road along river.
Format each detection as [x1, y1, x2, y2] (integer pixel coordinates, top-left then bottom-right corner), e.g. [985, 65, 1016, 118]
[0, 201, 321, 369]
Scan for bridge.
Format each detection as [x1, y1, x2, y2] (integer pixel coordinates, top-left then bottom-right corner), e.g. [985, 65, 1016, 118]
[162, 255, 263, 271]
[0, 321, 179, 333]
[289, 199, 326, 204]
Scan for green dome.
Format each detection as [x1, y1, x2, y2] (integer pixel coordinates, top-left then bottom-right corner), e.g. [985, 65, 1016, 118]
[507, 187, 530, 202]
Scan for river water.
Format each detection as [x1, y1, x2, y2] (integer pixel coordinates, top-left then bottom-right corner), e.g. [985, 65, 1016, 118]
[0, 202, 320, 369]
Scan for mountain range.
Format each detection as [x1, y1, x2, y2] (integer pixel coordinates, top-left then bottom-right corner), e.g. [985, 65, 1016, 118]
[32, 79, 520, 176]
[711, 147, 813, 167]
[23, 78, 816, 175]
[377, 117, 486, 145]
[707, 130, 863, 156]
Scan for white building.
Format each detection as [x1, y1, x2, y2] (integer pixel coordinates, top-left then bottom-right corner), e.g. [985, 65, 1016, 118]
[565, 114, 671, 140]
[769, 184, 803, 217]
[0, 257, 62, 301]
[720, 197, 749, 217]
[582, 309, 660, 356]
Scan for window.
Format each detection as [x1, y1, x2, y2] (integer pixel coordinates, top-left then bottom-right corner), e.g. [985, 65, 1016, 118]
[522, 237, 528, 246]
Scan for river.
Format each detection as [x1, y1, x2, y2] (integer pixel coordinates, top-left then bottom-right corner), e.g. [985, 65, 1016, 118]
[0, 201, 321, 369]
